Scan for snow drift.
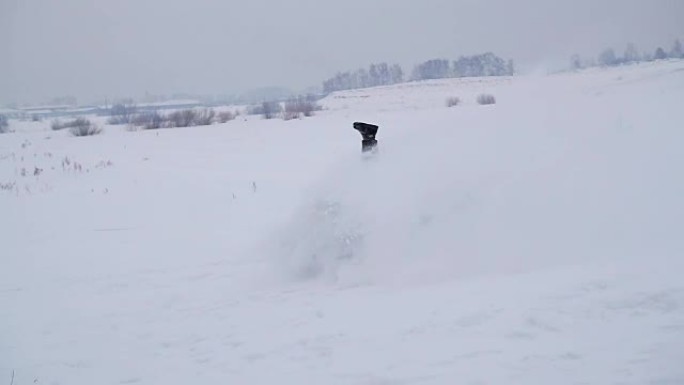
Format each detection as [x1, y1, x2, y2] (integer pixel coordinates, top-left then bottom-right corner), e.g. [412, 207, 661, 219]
[268, 61, 684, 286]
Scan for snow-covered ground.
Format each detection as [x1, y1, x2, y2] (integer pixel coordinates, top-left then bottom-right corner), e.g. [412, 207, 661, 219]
[2, 60, 684, 384]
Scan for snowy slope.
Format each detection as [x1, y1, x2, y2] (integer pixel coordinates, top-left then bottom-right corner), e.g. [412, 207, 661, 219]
[2, 60, 684, 385]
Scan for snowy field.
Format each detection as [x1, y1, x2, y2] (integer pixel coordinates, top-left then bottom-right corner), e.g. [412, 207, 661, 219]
[2, 60, 684, 384]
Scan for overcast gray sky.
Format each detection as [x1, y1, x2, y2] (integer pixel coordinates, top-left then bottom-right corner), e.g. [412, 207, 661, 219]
[2, 0, 683, 105]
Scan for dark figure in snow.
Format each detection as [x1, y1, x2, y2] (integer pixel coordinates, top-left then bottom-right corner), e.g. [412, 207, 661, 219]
[353, 122, 379, 152]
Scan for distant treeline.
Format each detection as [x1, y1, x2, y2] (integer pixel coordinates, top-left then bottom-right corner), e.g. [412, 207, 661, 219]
[412, 53, 514, 80]
[571, 39, 683, 70]
[322, 52, 515, 94]
[322, 63, 405, 94]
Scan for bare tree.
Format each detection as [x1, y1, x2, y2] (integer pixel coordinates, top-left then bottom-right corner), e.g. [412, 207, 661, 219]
[261, 101, 281, 119]
[412, 58, 450, 80]
[51, 119, 65, 130]
[570, 54, 583, 70]
[108, 100, 137, 125]
[52, 117, 94, 131]
[283, 101, 300, 120]
[131, 111, 164, 129]
[283, 97, 320, 120]
[68, 118, 102, 136]
[167, 109, 198, 127]
[598, 48, 618, 67]
[0, 114, 9, 133]
[671, 39, 683, 59]
[217, 110, 235, 123]
[194, 108, 215, 126]
[623, 43, 641, 63]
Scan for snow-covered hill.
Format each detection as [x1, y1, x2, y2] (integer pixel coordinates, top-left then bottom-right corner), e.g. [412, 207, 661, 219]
[2, 60, 684, 385]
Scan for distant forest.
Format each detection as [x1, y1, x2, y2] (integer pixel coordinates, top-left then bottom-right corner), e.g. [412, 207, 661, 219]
[322, 52, 515, 94]
[571, 39, 683, 70]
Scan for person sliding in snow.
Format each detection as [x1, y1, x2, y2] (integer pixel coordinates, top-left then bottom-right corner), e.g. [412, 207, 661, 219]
[353, 122, 379, 153]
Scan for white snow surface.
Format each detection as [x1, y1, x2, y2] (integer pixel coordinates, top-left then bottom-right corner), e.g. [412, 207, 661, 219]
[2, 61, 684, 384]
